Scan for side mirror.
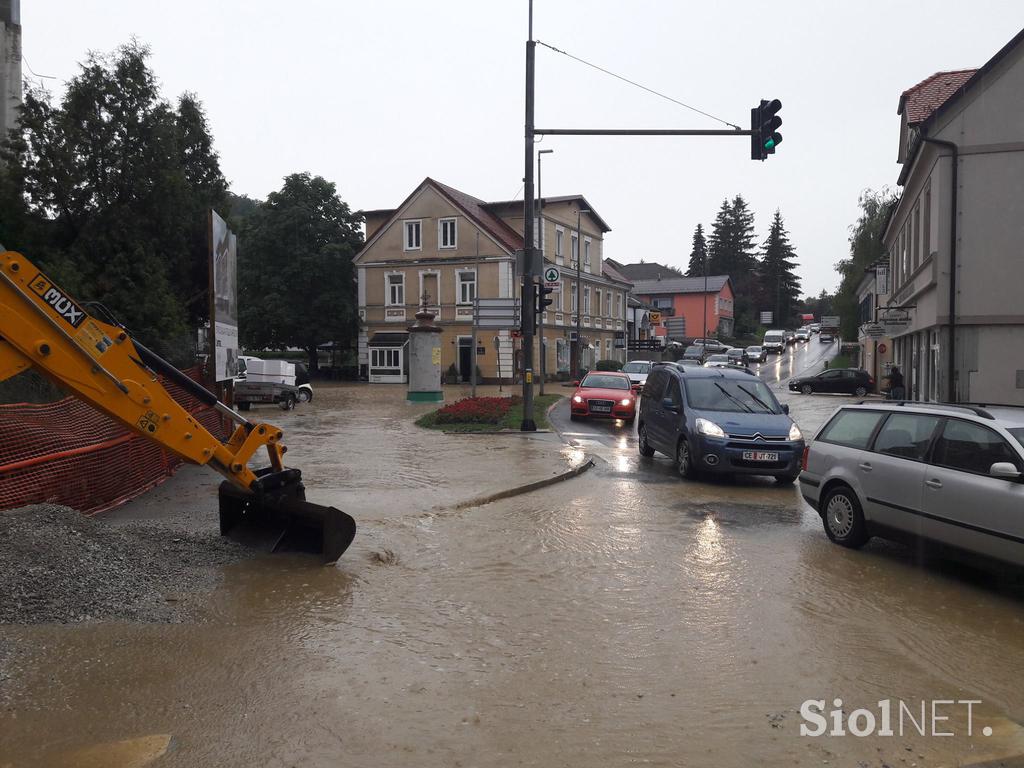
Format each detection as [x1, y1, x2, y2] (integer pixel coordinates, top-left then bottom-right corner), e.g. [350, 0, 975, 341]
[990, 462, 1023, 481]
[782, 404, 790, 415]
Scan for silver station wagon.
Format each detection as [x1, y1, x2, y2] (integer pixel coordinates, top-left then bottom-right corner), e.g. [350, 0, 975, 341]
[800, 402, 1024, 566]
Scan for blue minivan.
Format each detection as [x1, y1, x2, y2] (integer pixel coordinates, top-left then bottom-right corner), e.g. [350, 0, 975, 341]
[637, 364, 805, 483]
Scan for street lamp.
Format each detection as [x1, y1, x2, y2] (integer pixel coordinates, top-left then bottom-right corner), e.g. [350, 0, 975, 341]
[573, 207, 590, 379]
[537, 148, 553, 396]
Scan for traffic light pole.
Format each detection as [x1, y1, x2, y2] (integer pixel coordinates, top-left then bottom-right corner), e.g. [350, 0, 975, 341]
[520, 3, 537, 431]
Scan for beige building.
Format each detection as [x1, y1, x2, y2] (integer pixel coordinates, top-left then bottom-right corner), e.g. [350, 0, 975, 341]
[855, 258, 894, 386]
[355, 178, 630, 383]
[882, 27, 1024, 403]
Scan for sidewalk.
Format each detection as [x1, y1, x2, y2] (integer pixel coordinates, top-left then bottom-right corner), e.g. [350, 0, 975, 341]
[108, 382, 586, 528]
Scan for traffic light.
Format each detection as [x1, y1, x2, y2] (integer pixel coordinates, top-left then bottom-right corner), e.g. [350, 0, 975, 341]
[750, 98, 783, 161]
[537, 285, 555, 314]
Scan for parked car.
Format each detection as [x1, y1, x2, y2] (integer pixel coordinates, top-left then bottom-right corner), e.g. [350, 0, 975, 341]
[810, 323, 821, 334]
[795, 328, 811, 342]
[819, 331, 835, 343]
[788, 368, 875, 396]
[800, 402, 1024, 565]
[637, 366, 804, 483]
[762, 330, 786, 354]
[745, 345, 767, 363]
[703, 354, 731, 368]
[726, 348, 746, 366]
[571, 371, 637, 423]
[682, 345, 705, 363]
[621, 360, 653, 389]
[690, 338, 729, 354]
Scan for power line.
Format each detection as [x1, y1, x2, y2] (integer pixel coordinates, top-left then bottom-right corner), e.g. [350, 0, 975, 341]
[536, 40, 741, 131]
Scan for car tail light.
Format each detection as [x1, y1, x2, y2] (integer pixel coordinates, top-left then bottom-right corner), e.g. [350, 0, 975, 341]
[800, 445, 810, 471]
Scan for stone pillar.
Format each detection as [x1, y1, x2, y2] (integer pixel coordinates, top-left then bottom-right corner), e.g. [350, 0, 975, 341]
[407, 299, 443, 403]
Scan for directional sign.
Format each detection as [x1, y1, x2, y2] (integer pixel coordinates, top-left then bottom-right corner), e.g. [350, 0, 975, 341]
[862, 323, 885, 339]
[543, 265, 561, 287]
[820, 315, 840, 328]
[473, 297, 520, 329]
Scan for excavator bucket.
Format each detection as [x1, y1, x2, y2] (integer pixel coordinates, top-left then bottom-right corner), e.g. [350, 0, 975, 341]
[217, 468, 356, 564]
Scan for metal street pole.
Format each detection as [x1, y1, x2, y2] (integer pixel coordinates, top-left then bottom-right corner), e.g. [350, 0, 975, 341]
[702, 247, 708, 362]
[575, 208, 589, 379]
[520, 0, 537, 431]
[471, 232, 480, 398]
[537, 148, 552, 396]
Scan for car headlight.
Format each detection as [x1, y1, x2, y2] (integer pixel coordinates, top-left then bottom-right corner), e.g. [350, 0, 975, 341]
[696, 418, 726, 438]
[620, 398, 632, 406]
[573, 395, 583, 403]
[789, 422, 803, 441]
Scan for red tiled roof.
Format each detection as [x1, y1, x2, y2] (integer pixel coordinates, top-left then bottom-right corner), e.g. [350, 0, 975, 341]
[429, 178, 524, 253]
[899, 69, 977, 124]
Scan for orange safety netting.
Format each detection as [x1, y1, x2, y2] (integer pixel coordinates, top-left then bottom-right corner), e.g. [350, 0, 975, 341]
[0, 367, 229, 515]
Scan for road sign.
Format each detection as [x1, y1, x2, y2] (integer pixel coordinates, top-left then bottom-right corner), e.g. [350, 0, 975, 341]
[820, 315, 840, 328]
[474, 298, 520, 329]
[650, 311, 662, 324]
[759, 311, 774, 325]
[543, 266, 560, 287]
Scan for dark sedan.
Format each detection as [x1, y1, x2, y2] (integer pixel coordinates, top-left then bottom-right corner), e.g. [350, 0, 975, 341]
[788, 368, 875, 396]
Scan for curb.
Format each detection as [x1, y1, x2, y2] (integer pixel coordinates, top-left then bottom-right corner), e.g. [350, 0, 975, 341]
[451, 457, 594, 510]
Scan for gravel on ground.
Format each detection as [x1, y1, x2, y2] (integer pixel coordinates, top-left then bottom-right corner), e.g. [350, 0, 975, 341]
[0, 503, 250, 625]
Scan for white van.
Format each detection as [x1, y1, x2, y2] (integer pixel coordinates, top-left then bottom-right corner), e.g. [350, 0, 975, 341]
[763, 330, 786, 354]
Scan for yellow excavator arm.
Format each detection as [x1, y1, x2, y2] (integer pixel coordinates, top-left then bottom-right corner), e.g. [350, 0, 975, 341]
[0, 249, 355, 562]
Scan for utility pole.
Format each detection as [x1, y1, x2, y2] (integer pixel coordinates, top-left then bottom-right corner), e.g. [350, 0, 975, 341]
[519, 0, 537, 431]
[575, 208, 588, 378]
[471, 232, 480, 398]
[702, 246, 708, 362]
[537, 148, 553, 396]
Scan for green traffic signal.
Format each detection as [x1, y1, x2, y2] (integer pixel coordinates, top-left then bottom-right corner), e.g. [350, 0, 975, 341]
[764, 137, 776, 150]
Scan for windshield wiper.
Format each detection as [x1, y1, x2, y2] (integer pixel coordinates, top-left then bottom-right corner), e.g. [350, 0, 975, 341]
[736, 384, 774, 413]
[714, 382, 753, 413]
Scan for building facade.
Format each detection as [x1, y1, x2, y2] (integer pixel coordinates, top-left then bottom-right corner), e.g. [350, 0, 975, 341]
[882, 28, 1024, 403]
[855, 258, 894, 386]
[355, 178, 630, 383]
[629, 275, 735, 341]
[0, 0, 21, 139]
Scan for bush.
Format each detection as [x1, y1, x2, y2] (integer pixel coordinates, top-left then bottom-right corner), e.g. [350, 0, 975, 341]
[434, 396, 520, 425]
[595, 359, 623, 371]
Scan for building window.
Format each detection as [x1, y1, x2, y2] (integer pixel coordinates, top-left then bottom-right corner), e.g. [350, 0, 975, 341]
[584, 286, 591, 315]
[555, 227, 564, 262]
[371, 348, 402, 370]
[605, 338, 612, 357]
[595, 289, 602, 318]
[556, 279, 564, 311]
[584, 238, 591, 267]
[404, 220, 421, 251]
[571, 282, 578, 313]
[876, 265, 888, 295]
[615, 292, 622, 319]
[923, 185, 931, 260]
[439, 218, 457, 249]
[456, 270, 476, 304]
[387, 273, 405, 306]
[652, 297, 672, 310]
[571, 234, 579, 265]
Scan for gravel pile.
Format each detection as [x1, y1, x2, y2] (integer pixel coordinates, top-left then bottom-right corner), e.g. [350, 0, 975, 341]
[0, 503, 250, 624]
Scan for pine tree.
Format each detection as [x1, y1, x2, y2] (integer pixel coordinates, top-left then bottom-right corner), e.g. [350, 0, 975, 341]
[685, 223, 707, 277]
[758, 210, 802, 327]
[707, 195, 760, 334]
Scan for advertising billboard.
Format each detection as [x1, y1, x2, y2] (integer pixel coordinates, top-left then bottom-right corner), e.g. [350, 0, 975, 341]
[210, 210, 238, 382]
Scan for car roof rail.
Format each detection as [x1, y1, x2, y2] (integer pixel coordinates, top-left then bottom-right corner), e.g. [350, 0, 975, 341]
[960, 401, 1024, 411]
[854, 399, 995, 420]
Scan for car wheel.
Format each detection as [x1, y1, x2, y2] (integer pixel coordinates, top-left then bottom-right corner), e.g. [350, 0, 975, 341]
[854, 386, 867, 397]
[821, 485, 869, 548]
[676, 437, 698, 480]
[297, 388, 312, 403]
[775, 473, 799, 485]
[801, 384, 813, 395]
[279, 394, 296, 411]
[638, 423, 655, 457]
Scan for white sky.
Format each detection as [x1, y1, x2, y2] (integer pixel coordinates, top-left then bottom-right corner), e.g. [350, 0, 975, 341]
[22, 1, 1024, 296]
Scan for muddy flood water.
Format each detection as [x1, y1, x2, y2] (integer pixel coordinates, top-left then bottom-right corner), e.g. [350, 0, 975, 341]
[3, 383, 1024, 767]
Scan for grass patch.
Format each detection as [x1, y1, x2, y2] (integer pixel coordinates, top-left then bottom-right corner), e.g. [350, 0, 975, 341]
[416, 394, 564, 432]
[828, 353, 853, 369]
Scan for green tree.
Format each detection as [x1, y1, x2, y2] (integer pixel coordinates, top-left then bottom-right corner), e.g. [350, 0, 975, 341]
[799, 289, 835, 321]
[757, 210, 802, 327]
[238, 173, 363, 372]
[1, 41, 229, 360]
[707, 195, 759, 333]
[685, 223, 707, 277]
[833, 189, 897, 339]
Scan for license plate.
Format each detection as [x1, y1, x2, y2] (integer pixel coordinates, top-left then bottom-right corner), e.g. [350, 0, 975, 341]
[742, 450, 779, 462]
[591, 405, 611, 413]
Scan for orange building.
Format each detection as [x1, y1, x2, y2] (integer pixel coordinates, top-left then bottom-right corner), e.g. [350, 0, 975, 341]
[629, 275, 735, 340]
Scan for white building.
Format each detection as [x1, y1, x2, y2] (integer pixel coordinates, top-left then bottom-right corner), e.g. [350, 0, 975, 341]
[882, 27, 1024, 403]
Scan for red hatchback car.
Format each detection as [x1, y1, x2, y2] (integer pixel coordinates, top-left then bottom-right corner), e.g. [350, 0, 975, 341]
[570, 371, 638, 423]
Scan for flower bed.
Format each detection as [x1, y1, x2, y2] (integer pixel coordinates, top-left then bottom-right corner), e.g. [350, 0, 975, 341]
[434, 396, 521, 425]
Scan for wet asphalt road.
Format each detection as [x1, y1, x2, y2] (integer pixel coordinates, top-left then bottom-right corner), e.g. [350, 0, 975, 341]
[5, 348, 1024, 768]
